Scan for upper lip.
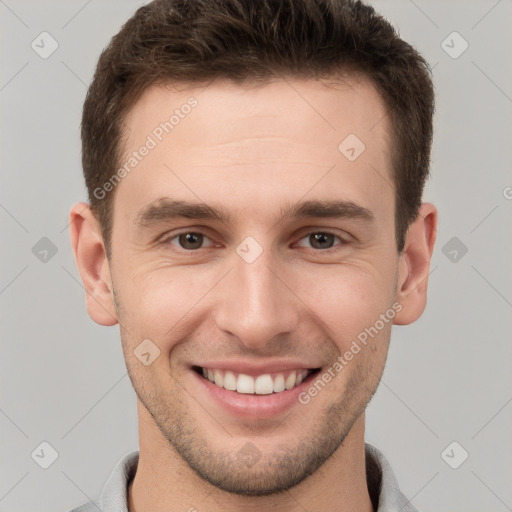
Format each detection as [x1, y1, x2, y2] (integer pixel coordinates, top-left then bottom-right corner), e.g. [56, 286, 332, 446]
[192, 359, 321, 376]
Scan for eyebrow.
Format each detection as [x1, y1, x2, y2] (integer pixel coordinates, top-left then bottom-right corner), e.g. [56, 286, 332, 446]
[134, 198, 375, 229]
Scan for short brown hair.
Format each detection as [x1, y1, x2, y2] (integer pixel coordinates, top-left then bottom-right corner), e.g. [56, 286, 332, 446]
[81, 0, 434, 258]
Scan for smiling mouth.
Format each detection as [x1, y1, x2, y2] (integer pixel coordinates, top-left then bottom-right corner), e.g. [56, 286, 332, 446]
[192, 366, 321, 395]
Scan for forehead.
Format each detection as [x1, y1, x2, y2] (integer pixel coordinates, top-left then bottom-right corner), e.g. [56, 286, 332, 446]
[115, 76, 393, 226]
[123, 75, 389, 149]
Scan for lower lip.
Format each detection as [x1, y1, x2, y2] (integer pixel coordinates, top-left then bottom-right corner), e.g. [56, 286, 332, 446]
[191, 369, 318, 420]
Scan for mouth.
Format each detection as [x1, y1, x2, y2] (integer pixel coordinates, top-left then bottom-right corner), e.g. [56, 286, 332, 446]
[192, 365, 322, 395]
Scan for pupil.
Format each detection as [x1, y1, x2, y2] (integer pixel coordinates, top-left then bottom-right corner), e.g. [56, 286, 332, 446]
[311, 233, 334, 249]
[180, 233, 203, 249]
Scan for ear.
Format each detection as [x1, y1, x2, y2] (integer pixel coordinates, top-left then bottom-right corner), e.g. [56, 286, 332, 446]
[69, 202, 118, 326]
[394, 203, 437, 325]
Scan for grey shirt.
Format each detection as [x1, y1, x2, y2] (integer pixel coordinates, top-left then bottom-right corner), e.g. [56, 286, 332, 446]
[70, 443, 419, 512]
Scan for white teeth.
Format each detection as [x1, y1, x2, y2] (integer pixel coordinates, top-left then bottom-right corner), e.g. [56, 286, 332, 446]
[200, 368, 312, 395]
[254, 374, 274, 395]
[273, 374, 285, 392]
[214, 369, 224, 387]
[223, 370, 237, 391]
[285, 373, 296, 390]
[237, 374, 255, 394]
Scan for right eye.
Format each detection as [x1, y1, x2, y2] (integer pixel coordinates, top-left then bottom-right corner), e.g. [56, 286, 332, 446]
[162, 231, 218, 251]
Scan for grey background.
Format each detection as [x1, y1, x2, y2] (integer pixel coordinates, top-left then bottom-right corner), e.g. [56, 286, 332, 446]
[1, 1, 511, 511]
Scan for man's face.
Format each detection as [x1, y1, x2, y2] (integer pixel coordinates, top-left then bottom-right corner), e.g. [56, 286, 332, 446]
[107, 77, 400, 494]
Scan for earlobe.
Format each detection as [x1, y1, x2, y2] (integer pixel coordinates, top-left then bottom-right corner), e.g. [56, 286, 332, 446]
[394, 203, 437, 326]
[69, 202, 118, 326]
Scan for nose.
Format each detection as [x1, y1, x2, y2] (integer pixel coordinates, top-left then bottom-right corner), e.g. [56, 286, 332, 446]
[213, 248, 300, 350]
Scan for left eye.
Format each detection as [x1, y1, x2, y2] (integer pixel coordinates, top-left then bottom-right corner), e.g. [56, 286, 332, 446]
[296, 232, 342, 250]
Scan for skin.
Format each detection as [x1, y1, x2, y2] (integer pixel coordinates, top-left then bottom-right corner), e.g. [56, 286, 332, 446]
[70, 76, 437, 512]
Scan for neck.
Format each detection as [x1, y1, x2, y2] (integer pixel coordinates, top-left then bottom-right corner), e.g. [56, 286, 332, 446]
[128, 402, 374, 512]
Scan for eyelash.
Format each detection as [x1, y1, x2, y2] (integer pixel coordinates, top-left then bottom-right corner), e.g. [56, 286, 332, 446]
[160, 229, 348, 252]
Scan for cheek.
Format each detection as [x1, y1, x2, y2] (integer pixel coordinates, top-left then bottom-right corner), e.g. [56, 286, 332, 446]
[296, 263, 394, 346]
[117, 265, 214, 343]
